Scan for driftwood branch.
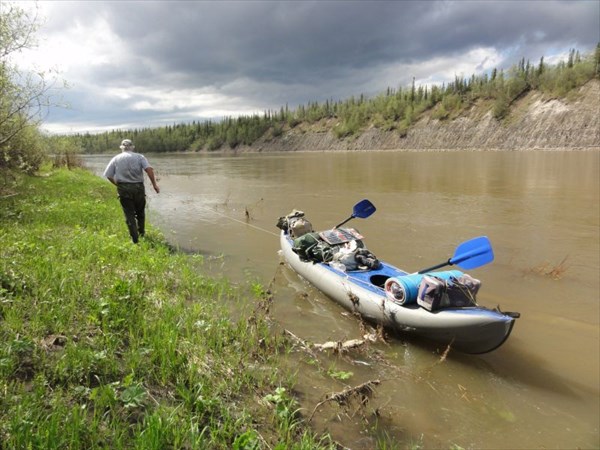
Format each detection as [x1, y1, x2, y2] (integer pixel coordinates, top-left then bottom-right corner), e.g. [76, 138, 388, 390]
[284, 329, 380, 356]
[312, 333, 378, 353]
[283, 329, 319, 359]
[309, 379, 381, 422]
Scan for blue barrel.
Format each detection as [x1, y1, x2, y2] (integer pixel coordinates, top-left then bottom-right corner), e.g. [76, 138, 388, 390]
[384, 270, 463, 305]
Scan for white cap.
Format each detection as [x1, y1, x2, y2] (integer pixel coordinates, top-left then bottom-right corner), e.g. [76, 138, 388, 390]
[120, 139, 134, 151]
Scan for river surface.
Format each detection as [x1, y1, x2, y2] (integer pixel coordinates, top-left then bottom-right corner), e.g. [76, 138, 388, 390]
[85, 150, 599, 449]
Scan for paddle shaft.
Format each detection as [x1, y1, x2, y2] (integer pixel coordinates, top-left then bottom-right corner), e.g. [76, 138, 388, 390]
[333, 199, 376, 229]
[333, 216, 354, 229]
[417, 236, 494, 274]
[418, 260, 452, 274]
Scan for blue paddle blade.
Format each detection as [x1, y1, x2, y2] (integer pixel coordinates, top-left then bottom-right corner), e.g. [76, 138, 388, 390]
[450, 236, 494, 270]
[334, 199, 376, 229]
[353, 199, 376, 219]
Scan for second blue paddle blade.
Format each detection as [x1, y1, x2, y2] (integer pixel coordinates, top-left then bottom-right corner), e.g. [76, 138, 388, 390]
[450, 236, 494, 270]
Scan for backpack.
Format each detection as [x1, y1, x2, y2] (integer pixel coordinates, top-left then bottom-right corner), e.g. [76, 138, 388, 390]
[290, 217, 313, 238]
[276, 210, 314, 238]
[417, 274, 480, 311]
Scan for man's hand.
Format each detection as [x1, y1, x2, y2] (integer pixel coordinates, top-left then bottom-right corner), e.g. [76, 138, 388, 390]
[145, 167, 160, 194]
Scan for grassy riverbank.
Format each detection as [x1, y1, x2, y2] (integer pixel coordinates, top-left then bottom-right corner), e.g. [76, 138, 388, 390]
[0, 168, 333, 449]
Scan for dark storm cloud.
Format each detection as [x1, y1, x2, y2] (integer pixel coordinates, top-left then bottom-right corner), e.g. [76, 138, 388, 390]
[88, 1, 599, 84]
[33, 0, 600, 132]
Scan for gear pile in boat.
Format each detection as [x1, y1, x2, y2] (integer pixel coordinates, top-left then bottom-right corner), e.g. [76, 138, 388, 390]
[277, 210, 484, 312]
[276, 210, 381, 271]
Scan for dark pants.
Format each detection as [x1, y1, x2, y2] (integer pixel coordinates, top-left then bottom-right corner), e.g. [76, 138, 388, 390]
[117, 183, 146, 243]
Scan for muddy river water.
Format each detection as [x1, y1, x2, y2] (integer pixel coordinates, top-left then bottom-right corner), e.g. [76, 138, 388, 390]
[85, 150, 599, 449]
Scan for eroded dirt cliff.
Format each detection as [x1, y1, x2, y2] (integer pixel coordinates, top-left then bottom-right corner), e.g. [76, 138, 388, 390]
[239, 80, 599, 152]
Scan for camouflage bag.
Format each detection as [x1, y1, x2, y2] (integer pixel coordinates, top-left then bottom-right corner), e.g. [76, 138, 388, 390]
[292, 232, 321, 261]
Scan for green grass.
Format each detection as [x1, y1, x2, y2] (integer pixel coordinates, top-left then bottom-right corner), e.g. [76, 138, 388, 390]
[0, 168, 334, 449]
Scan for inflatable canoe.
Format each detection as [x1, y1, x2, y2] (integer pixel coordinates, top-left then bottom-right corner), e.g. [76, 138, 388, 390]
[277, 202, 518, 354]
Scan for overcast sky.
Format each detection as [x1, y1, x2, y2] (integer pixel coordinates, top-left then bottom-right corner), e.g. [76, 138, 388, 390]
[8, 0, 600, 134]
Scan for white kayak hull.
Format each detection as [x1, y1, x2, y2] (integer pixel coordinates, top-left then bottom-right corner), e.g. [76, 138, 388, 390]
[280, 231, 516, 354]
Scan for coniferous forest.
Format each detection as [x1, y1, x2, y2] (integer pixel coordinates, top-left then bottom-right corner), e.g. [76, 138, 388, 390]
[43, 45, 600, 154]
[2, 0, 599, 176]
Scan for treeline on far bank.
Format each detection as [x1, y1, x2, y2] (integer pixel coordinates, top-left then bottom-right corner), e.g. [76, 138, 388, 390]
[59, 46, 599, 155]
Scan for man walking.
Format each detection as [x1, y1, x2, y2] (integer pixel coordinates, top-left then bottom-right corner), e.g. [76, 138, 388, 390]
[103, 139, 160, 243]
